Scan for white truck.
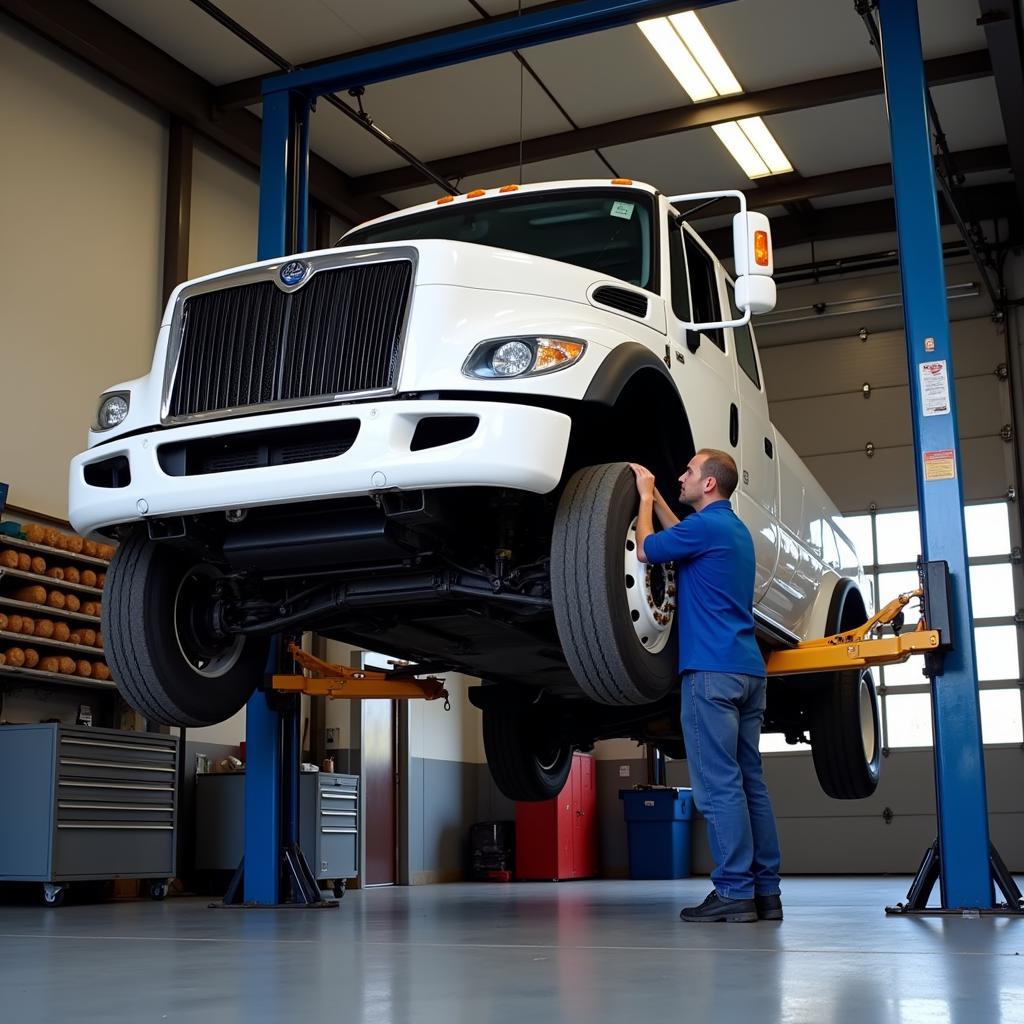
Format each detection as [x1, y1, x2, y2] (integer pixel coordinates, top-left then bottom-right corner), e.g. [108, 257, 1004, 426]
[69, 179, 879, 801]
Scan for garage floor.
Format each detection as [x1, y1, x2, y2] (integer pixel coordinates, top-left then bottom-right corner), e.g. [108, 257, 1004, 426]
[1, 877, 1021, 1023]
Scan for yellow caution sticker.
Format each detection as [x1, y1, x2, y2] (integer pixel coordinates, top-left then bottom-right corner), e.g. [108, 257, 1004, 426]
[923, 449, 956, 480]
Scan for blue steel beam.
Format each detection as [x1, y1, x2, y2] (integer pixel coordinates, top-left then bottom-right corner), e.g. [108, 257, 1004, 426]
[257, 90, 291, 262]
[877, 0, 993, 909]
[261, 0, 733, 100]
[247, 88, 293, 906]
[244, 688, 282, 904]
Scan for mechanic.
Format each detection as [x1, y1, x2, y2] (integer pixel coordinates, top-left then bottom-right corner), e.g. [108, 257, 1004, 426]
[631, 450, 782, 923]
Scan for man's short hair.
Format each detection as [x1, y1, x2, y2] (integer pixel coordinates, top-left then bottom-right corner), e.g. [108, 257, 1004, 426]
[695, 448, 739, 499]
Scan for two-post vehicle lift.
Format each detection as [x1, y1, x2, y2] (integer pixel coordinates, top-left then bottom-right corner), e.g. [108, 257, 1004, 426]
[234, 0, 1019, 914]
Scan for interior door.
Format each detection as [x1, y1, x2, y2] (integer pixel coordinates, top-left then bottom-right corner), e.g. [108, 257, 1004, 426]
[361, 698, 397, 886]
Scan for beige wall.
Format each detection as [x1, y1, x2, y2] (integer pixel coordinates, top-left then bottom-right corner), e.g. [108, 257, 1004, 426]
[0, 22, 166, 519]
[188, 136, 259, 280]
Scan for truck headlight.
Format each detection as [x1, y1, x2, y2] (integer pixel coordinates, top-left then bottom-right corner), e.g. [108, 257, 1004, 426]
[463, 336, 586, 379]
[96, 393, 130, 430]
[491, 341, 533, 376]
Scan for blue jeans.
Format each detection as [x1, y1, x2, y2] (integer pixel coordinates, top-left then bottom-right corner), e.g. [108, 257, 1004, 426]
[680, 671, 781, 900]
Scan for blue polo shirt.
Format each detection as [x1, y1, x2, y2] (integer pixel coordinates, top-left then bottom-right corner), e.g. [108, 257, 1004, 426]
[642, 499, 764, 676]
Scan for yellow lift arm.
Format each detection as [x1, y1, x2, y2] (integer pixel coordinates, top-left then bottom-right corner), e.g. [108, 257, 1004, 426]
[764, 588, 941, 676]
[273, 643, 451, 708]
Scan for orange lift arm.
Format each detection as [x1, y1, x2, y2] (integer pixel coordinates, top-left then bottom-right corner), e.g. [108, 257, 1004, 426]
[764, 588, 941, 676]
[273, 643, 451, 708]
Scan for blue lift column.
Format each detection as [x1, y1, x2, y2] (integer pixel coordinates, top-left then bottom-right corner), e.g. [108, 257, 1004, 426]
[877, 0, 993, 910]
[242, 88, 312, 906]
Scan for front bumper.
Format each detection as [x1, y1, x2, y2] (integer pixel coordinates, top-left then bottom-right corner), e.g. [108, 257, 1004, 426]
[69, 399, 572, 535]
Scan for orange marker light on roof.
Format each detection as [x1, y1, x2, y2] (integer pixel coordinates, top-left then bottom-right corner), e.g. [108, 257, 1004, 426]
[467, 189, 486, 198]
[611, 178, 633, 185]
[436, 195, 455, 204]
[499, 184, 519, 193]
[754, 230, 770, 267]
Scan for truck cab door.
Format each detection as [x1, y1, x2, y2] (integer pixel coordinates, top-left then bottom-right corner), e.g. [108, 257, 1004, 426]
[666, 223, 735, 455]
[720, 276, 781, 604]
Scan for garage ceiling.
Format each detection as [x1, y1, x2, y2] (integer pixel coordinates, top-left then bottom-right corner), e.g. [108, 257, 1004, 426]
[6, 0, 1021, 256]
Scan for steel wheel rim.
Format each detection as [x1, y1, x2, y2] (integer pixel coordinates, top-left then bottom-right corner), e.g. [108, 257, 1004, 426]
[624, 517, 675, 655]
[859, 672, 877, 763]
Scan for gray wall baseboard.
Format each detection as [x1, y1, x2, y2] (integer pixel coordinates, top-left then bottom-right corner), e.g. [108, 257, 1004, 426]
[597, 747, 1024, 877]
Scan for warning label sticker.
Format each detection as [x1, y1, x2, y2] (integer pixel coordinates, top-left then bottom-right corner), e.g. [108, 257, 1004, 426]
[924, 449, 956, 481]
[920, 360, 950, 416]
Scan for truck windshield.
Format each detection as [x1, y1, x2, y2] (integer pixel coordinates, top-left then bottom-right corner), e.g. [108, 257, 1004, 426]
[343, 188, 657, 291]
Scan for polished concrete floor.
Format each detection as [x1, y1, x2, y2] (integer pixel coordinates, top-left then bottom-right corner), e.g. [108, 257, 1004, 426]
[0, 877, 1021, 1023]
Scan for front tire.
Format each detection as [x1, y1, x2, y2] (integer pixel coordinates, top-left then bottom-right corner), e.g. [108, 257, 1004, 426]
[482, 704, 573, 802]
[104, 528, 269, 727]
[810, 668, 881, 799]
[551, 463, 678, 705]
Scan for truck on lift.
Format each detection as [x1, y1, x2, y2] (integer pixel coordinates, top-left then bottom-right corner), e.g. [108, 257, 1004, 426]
[69, 179, 879, 802]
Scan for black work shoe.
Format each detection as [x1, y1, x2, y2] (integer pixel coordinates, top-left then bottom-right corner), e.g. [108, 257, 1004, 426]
[755, 893, 783, 921]
[679, 890, 757, 923]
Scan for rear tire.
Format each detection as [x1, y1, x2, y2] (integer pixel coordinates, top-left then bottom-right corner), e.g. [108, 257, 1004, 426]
[104, 527, 269, 727]
[551, 463, 678, 706]
[810, 668, 881, 799]
[482, 704, 573, 802]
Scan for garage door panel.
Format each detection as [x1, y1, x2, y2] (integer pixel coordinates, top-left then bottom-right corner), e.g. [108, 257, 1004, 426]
[772, 376, 1006, 461]
[761, 319, 1004, 402]
[805, 447, 917, 512]
[772, 390, 913, 458]
[806, 436, 1009, 513]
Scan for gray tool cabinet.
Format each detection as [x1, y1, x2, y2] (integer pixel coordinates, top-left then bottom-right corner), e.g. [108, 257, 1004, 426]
[196, 770, 359, 894]
[0, 723, 178, 905]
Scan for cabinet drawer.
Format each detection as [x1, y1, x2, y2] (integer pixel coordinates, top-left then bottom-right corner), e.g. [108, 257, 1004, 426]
[60, 733, 176, 768]
[318, 829, 358, 878]
[57, 757, 177, 784]
[54, 824, 175, 879]
[57, 803, 175, 825]
[57, 780, 176, 806]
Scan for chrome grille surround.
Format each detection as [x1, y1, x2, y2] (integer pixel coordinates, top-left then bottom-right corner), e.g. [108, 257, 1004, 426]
[161, 247, 417, 425]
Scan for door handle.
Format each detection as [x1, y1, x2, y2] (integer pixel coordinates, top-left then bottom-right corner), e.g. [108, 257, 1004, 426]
[729, 404, 739, 448]
[764, 436, 774, 458]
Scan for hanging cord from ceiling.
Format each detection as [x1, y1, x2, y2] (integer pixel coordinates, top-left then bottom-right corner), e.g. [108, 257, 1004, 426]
[518, 0, 525, 183]
[189, 0, 458, 195]
[465, 0, 619, 179]
[854, 0, 1004, 317]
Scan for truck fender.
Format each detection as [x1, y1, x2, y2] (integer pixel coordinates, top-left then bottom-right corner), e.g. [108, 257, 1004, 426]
[807, 574, 869, 642]
[582, 342, 676, 406]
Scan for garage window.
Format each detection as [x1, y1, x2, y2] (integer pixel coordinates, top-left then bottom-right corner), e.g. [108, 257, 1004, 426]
[841, 501, 1023, 748]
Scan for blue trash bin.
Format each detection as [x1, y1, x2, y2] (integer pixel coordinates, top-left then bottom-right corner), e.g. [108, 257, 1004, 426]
[620, 787, 694, 879]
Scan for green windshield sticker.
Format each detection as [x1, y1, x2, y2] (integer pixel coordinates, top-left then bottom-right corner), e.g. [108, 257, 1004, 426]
[610, 201, 634, 220]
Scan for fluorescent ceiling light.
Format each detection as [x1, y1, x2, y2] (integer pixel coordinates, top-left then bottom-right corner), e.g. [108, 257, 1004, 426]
[737, 117, 793, 174]
[638, 18, 716, 102]
[668, 11, 742, 96]
[638, 12, 794, 180]
[713, 122, 771, 178]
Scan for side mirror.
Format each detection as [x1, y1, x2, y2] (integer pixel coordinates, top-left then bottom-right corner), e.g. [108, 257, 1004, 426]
[732, 211, 777, 315]
[685, 330, 701, 353]
[667, 190, 777, 328]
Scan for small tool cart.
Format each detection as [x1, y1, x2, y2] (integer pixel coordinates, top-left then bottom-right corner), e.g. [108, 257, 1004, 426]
[0, 723, 178, 905]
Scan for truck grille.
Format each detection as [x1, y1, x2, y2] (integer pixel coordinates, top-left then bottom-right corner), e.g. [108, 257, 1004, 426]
[167, 260, 413, 419]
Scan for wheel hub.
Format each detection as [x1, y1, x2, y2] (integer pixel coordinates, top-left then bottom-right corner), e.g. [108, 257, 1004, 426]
[173, 565, 245, 678]
[624, 517, 675, 654]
